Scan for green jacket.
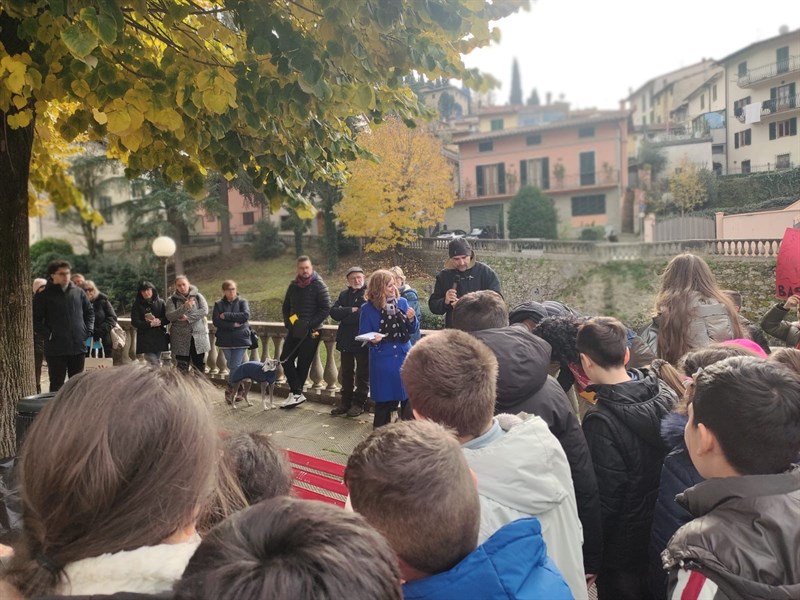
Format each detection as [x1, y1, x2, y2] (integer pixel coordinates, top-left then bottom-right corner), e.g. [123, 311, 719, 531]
[760, 303, 800, 347]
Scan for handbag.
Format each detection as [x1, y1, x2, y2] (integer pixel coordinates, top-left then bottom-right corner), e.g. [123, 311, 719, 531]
[249, 329, 260, 350]
[110, 323, 127, 349]
[85, 342, 113, 371]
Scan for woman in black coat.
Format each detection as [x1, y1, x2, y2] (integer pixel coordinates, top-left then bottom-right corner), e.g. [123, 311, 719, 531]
[82, 280, 118, 357]
[130, 281, 169, 365]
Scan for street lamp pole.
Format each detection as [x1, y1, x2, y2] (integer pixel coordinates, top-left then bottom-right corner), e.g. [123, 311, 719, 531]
[151, 236, 177, 296]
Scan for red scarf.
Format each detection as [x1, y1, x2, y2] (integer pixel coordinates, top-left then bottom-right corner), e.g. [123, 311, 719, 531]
[295, 273, 315, 288]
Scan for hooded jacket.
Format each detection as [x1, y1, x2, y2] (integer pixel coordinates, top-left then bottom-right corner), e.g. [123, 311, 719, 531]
[402, 518, 573, 600]
[130, 289, 169, 355]
[428, 257, 501, 327]
[583, 369, 677, 572]
[463, 414, 587, 600]
[663, 467, 800, 600]
[472, 326, 603, 575]
[648, 411, 704, 600]
[165, 285, 210, 356]
[33, 281, 95, 356]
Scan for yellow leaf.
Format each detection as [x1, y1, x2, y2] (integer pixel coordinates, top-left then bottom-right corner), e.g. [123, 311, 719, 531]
[195, 69, 215, 91]
[70, 79, 90, 98]
[124, 87, 152, 113]
[12, 95, 28, 110]
[202, 89, 229, 114]
[92, 108, 107, 124]
[7, 109, 32, 128]
[152, 107, 182, 131]
[120, 127, 143, 152]
[106, 108, 132, 134]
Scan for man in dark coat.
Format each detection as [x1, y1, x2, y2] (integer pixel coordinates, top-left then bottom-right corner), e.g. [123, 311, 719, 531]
[329, 266, 369, 417]
[32, 260, 94, 392]
[280, 256, 331, 408]
[429, 238, 501, 328]
[451, 291, 603, 582]
[576, 317, 677, 600]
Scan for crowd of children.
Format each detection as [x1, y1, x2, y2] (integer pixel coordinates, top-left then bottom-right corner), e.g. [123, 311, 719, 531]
[11, 250, 800, 599]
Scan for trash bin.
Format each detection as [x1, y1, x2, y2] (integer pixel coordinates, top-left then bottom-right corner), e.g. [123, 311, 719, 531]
[16, 393, 55, 452]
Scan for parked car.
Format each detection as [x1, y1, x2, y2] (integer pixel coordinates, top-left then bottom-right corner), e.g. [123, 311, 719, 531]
[435, 229, 467, 240]
[465, 227, 496, 240]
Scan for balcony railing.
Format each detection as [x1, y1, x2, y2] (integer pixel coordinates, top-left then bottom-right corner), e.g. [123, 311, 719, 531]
[760, 93, 800, 118]
[738, 55, 800, 87]
[463, 170, 620, 200]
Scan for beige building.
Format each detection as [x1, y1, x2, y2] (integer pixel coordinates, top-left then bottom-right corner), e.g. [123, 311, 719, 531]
[718, 27, 799, 175]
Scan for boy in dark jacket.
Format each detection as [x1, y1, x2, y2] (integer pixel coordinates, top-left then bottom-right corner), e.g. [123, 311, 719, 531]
[663, 357, 800, 600]
[329, 267, 369, 417]
[577, 317, 677, 600]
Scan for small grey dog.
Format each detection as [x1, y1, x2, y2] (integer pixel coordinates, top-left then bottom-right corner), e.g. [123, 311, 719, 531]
[229, 359, 280, 410]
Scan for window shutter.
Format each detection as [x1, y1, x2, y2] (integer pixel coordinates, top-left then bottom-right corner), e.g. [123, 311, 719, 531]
[791, 118, 797, 136]
[476, 166, 484, 196]
[498, 163, 506, 194]
[735, 133, 739, 149]
[542, 157, 550, 190]
[519, 160, 527, 186]
[769, 122, 777, 140]
[746, 129, 751, 145]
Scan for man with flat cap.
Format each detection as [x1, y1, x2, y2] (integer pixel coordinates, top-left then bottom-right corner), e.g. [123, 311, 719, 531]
[429, 238, 501, 328]
[329, 266, 369, 417]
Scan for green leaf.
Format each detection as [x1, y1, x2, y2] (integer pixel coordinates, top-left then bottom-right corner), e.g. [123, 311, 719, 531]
[352, 85, 374, 110]
[90, 14, 118, 45]
[61, 23, 98, 59]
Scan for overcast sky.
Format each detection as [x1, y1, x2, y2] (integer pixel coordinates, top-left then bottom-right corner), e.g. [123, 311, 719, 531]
[462, 0, 799, 110]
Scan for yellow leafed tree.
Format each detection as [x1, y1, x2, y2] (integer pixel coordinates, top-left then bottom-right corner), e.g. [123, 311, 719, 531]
[337, 118, 455, 252]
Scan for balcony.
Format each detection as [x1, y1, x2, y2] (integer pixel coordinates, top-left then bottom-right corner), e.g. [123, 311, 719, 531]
[760, 93, 800, 119]
[461, 169, 620, 202]
[738, 54, 800, 87]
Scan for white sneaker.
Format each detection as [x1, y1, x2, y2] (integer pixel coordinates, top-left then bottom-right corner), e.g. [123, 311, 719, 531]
[281, 393, 306, 409]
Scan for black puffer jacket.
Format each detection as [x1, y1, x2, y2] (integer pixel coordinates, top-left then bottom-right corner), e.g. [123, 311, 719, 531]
[429, 258, 501, 327]
[583, 369, 677, 572]
[471, 326, 603, 574]
[130, 290, 169, 355]
[90, 292, 118, 354]
[330, 286, 367, 353]
[281, 272, 331, 337]
[33, 281, 94, 356]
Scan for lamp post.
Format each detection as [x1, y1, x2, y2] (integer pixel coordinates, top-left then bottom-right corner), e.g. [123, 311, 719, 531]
[151, 236, 176, 297]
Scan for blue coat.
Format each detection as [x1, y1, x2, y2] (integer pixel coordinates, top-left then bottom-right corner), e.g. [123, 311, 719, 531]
[648, 411, 703, 600]
[399, 285, 421, 344]
[402, 518, 572, 600]
[359, 298, 418, 403]
[212, 296, 251, 348]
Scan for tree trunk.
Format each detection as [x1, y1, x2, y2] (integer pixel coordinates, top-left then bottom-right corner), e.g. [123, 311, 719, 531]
[167, 209, 185, 276]
[0, 132, 35, 455]
[218, 176, 232, 255]
[0, 14, 36, 455]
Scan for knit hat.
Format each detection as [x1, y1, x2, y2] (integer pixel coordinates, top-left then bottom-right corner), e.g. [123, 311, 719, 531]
[448, 238, 472, 258]
[32, 278, 47, 293]
[345, 266, 364, 277]
[509, 301, 549, 325]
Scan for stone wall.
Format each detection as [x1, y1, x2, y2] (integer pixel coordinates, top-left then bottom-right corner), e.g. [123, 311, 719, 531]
[400, 248, 779, 331]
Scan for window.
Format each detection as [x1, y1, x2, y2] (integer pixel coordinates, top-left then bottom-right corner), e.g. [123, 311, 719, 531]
[741, 160, 751, 174]
[772, 83, 797, 111]
[99, 195, 113, 224]
[734, 129, 751, 148]
[700, 94, 705, 110]
[519, 157, 549, 190]
[475, 163, 506, 197]
[770, 118, 798, 140]
[478, 141, 493, 152]
[777, 46, 790, 74]
[733, 96, 751, 119]
[712, 144, 724, 155]
[526, 134, 542, 146]
[578, 126, 595, 138]
[579, 151, 595, 186]
[712, 84, 717, 102]
[571, 195, 606, 216]
[777, 154, 791, 169]
[490, 118, 504, 131]
[737, 61, 747, 78]
[242, 212, 255, 225]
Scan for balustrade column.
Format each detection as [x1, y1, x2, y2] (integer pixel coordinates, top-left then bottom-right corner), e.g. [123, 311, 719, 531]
[322, 338, 339, 392]
[309, 342, 325, 390]
[273, 335, 286, 384]
[206, 331, 218, 375]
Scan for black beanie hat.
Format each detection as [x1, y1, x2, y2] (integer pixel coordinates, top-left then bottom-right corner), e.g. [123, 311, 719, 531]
[509, 301, 549, 325]
[448, 238, 472, 258]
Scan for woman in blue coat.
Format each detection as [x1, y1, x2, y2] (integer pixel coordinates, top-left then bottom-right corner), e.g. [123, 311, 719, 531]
[359, 269, 419, 428]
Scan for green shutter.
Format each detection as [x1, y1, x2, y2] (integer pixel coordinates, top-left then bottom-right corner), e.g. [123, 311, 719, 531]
[476, 166, 484, 196]
[770, 122, 777, 140]
[791, 118, 797, 136]
[498, 163, 506, 194]
[541, 157, 550, 190]
[519, 160, 527, 186]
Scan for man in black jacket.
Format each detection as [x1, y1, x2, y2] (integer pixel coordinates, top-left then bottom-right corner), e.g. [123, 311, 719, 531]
[329, 266, 369, 417]
[577, 317, 677, 600]
[280, 256, 331, 408]
[429, 238, 501, 328]
[451, 291, 603, 584]
[32, 260, 94, 392]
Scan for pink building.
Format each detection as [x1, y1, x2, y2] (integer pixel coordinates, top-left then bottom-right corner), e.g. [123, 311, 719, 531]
[446, 109, 630, 238]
